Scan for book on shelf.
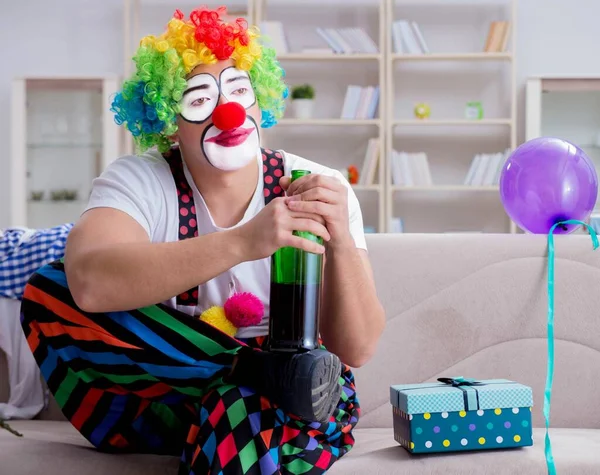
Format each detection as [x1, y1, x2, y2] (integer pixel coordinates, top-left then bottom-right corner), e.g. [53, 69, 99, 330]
[316, 27, 379, 54]
[259, 21, 289, 54]
[359, 138, 380, 186]
[390, 150, 432, 186]
[483, 21, 511, 52]
[341, 86, 379, 119]
[392, 20, 429, 54]
[464, 149, 510, 186]
[390, 217, 404, 233]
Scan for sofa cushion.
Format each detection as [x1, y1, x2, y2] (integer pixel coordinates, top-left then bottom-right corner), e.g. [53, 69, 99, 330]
[0, 421, 178, 475]
[334, 427, 600, 475]
[2, 421, 599, 475]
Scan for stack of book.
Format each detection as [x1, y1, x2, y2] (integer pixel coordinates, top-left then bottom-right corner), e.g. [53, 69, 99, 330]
[358, 138, 380, 186]
[390, 150, 433, 186]
[464, 150, 510, 186]
[316, 27, 379, 54]
[391, 20, 429, 54]
[340, 86, 380, 119]
[483, 21, 511, 52]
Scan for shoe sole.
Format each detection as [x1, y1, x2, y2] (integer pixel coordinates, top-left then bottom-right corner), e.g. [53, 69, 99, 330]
[310, 351, 343, 422]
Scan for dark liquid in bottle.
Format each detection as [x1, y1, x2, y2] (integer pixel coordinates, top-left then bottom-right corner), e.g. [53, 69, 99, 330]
[268, 282, 321, 352]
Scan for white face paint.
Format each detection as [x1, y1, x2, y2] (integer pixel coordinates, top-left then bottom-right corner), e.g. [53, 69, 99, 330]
[219, 67, 256, 110]
[180, 67, 259, 171]
[202, 117, 259, 171]
[180, 74, 219, 123]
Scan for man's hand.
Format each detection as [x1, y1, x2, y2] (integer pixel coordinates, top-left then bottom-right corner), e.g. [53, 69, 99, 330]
[237, 197, 330, 261]
[281, 174, 353, 249]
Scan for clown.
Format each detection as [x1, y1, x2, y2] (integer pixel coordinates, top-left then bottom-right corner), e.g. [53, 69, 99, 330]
[20, 6, 384, 475]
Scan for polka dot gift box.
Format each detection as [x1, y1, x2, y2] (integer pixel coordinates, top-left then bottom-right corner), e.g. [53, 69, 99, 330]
[390, 377, 533, 454]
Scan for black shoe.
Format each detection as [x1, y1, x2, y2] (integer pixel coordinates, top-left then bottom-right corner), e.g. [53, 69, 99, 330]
[230, 348, 343, 423]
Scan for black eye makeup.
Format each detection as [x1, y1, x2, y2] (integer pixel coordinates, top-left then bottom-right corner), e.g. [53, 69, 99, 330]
[179, 67, 256, 124]
[219, 67, 256, 110]
[180, 74, 220, 124]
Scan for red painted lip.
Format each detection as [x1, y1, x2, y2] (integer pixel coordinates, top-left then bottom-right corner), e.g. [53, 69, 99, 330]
[205, 127, 254, 147]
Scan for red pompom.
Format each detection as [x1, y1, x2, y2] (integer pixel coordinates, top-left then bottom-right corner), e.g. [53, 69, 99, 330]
[173, 9, 184, 20]
[224, 293, 264, 328]
[212, 102, 246, 131]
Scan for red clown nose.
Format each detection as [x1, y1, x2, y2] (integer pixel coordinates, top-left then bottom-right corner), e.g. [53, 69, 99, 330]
[212, 102, 246, 131]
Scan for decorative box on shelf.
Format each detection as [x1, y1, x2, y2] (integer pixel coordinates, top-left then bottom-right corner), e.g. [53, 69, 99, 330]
[390, 377, 533, 454]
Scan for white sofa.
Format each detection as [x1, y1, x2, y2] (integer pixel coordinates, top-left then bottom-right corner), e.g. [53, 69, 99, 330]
[2, 233, 600, 474]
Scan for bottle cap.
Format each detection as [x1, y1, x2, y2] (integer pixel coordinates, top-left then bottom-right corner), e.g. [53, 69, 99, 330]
[291, 169, 311, 182]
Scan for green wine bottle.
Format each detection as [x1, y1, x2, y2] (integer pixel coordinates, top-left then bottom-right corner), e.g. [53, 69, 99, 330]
[268, 170, 324, 353]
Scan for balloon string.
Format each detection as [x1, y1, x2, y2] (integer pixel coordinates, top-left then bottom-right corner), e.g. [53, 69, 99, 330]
[546, 220, 598, 475]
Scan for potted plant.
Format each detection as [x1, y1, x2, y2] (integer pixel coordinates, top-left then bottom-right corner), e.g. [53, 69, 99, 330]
[291, 84, 315, 119]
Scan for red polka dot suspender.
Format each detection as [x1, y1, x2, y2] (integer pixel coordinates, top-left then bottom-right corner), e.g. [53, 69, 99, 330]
[162, 147, 285, 306]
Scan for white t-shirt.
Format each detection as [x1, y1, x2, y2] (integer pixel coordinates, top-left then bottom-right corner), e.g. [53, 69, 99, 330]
[85, 148, 367, 338]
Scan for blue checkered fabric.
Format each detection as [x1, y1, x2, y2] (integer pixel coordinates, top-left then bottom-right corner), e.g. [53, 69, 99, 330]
[0, 223, 73, 300]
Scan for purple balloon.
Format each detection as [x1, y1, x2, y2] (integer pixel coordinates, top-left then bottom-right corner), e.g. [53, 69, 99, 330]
[499, 137, 598, 234]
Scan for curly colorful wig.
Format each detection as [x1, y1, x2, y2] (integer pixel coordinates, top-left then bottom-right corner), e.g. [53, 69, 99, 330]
[111, 6, 288, 153]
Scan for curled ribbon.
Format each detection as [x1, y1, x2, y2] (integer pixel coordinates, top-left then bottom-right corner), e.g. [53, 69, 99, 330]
[546, 220, 599, 475]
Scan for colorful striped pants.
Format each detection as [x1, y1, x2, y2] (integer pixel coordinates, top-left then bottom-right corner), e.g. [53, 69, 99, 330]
[20, 261, 360, 474]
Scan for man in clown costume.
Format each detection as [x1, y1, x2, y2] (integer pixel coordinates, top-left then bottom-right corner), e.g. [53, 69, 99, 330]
[20, 6, 385, 474]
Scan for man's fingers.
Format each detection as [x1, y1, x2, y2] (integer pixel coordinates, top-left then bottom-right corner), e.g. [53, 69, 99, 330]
[287, 200, 333, 219]
[289, 210, 326, 226]
[279, 176, 291, 192]
[287, 187, 338, 204]
[287, 218, 331, 242]
[287, 174, 342, 196]
[284, 235, 326, 255]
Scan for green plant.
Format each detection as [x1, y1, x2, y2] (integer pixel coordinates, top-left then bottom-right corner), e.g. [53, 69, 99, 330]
[63, 189, 79, 201]
[50, 190, 66, 201]
[30, 191, 44, 201]
[291, 84, 315, 100]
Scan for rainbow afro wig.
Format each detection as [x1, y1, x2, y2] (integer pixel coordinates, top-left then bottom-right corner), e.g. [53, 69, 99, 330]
[111, 6, 288, 153]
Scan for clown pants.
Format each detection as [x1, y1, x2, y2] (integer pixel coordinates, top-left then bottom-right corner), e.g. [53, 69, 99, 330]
[20, 260, 359, 475]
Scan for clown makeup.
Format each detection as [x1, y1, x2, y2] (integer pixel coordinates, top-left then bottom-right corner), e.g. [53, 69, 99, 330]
[180, 67, 260, 172]
[219, 67, 256, 110]
[180, 74, 220, 124]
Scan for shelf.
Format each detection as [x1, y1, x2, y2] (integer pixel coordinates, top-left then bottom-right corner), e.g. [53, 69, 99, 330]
[27, 143, 102, 149]
[352, 185, 382, 191]
[277, 118, 381, 126]
[277, 53, 381, 61]
[393, 119, 512, 127]
[392, 52, 512, 62]
[393, 185, 499, 192]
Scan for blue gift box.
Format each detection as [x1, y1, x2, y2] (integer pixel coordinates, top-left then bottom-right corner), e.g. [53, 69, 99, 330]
[390, 377, 534, 454]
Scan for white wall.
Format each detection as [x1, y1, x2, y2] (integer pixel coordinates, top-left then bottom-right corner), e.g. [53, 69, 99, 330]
[2, 0, 600, 228]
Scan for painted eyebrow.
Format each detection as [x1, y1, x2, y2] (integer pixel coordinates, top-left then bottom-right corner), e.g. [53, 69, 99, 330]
[183, 73, 218, 96]
[182, 83, 211, 97]
[225, 75, 249, 84]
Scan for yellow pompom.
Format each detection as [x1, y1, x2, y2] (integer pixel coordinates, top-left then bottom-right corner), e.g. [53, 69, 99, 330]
[199, 306, 238, 337]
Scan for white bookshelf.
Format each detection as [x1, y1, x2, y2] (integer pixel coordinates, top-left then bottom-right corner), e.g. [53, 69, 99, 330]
[393, 52, 513, 61]
[277, 119, 381, 126]
[394, 185, 499, 192]
[276, 53, 382, 61]
[386, 0, 517, 234]
[119, 0, 519, 234]
[9, 77, 121, 228]
[255, 0, 387, 233]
